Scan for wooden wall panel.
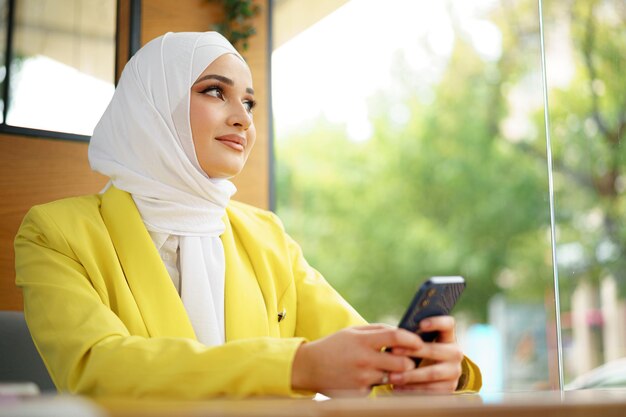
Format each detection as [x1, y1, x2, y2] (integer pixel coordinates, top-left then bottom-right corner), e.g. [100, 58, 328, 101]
[141, 0, 271, 210]
[0, 135, 107, 310]
[116, 0, 131, 81]
[0, 0, 271, 310]
[234, 0, 271, 210]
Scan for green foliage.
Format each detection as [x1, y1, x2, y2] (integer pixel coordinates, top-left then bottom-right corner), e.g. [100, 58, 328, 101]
[541, 0, 626, 296]
[276, 37, 552, 323]
[207, 0, 261, 51]
[275, 0, 625, 322]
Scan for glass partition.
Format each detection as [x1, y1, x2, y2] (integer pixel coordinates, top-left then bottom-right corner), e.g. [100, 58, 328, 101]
[542, 0, 626, 390]
[272, 0, 559, 391]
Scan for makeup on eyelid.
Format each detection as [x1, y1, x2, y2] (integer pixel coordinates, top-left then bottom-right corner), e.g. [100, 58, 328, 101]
[197, 84, 256, 112]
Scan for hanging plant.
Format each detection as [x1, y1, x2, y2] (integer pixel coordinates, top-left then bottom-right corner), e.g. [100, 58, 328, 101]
[208, 0, 261, 51]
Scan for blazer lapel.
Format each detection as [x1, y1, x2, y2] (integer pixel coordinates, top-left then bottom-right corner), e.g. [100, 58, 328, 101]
[100, 186, 196, 340]
[222, 213, 270, 341]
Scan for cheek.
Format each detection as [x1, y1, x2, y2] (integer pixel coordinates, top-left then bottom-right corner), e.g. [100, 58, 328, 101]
[189, 97, 202, 144]
[189, 97, 217, 139]
[246, 125, 257, 154]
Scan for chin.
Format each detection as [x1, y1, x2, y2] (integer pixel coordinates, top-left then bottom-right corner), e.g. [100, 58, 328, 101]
[207, 166, 244, 179]
[201, 156, 247, 179]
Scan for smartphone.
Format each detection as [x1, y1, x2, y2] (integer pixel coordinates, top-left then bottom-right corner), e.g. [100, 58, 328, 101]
[392, 276, 465, 365]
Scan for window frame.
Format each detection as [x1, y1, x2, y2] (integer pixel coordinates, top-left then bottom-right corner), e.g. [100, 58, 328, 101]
[0, 0, 141, 142]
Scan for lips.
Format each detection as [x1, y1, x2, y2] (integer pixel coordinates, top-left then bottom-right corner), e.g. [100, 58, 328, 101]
[215, 134, 246, 152]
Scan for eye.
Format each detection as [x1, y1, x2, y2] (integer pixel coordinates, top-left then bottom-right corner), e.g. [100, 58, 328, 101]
[244, 99, 257, 113]
[200, 85, 224, 100]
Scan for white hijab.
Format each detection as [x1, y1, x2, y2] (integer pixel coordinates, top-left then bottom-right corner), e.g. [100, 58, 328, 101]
[89, 32, 246, 346]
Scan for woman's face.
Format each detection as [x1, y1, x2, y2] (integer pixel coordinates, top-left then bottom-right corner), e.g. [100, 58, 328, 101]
[190, 53, 256, 178]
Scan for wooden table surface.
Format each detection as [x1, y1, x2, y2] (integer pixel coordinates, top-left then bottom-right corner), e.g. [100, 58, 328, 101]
[96, 389, 626, 417]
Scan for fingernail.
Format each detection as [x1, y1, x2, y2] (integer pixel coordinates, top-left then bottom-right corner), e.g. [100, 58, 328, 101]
[421, 319, 431, 329]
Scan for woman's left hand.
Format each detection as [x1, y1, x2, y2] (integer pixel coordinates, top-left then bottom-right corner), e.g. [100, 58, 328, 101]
[387, 316, 464, 393]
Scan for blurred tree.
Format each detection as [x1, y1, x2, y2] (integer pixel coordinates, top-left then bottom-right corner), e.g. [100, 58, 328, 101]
[274, 0, 625, 323]
[542, 0, 626, 298]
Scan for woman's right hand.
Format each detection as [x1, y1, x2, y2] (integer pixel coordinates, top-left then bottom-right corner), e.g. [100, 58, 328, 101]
[291, 325, 421, 395]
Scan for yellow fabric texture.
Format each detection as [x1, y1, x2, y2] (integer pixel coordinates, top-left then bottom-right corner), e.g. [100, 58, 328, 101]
[15, 186, 481, 398]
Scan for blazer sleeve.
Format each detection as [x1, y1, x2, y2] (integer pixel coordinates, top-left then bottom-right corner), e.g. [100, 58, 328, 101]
[285, 232, 368, 340]
[282, 219, 482, 393]
[15, 205, 305, 398]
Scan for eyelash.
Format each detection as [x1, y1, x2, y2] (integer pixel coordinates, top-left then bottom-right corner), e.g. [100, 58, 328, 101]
[200, 85, 256, 112]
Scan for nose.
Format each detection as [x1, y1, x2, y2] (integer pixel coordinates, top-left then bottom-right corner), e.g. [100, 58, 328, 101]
[227, 102, 253, 130]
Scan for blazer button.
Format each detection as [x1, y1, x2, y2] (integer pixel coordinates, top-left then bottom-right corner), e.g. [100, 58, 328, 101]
[277, 308, 287, 322]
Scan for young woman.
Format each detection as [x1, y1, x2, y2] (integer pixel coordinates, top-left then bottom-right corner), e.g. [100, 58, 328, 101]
[15, 32, 481, 398]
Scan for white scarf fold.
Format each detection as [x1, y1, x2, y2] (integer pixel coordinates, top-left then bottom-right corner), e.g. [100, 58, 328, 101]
[88, 32, 245, 346]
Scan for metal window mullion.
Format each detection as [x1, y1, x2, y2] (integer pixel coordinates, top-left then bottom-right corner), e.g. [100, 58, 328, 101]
[2, 0, 16, 124]
[129, 0, 140, 58]
[0, 124, 89, 142]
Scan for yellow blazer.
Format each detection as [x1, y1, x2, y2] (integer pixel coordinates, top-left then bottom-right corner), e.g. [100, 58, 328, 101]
[15, 186, 480, 398]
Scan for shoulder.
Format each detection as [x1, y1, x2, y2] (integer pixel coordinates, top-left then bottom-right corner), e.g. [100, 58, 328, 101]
[17, 194, 105, 245]
[225, 200, 294, 253]
[23, 194, 103, 227]
[226, 200, 284, 231]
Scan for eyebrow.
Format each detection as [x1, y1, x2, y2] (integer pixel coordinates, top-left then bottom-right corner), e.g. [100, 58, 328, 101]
[194, 74, 255, 95]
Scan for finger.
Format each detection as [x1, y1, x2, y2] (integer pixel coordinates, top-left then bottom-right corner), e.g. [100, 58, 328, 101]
[369, 351, 415, 373]
[352, 323, 394, 332]
[359, 328, 423, 351]
[392, 362, 462, 386]
[369, 370, 391, 388]
[390, 341, 464, 364]
[419, 316, 456, 343]
[357, 369, 390, 389]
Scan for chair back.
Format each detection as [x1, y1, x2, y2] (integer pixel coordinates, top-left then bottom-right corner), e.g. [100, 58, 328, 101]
[0, 311, 55, 392]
